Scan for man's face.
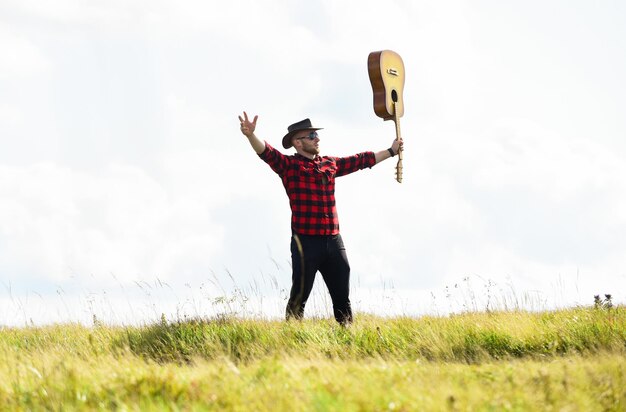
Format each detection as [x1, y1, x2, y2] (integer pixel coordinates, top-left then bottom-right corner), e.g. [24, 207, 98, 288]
[294, 130, 320, 155]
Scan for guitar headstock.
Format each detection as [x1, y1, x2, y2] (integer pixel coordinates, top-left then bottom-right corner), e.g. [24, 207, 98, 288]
[395, 156, 403, 183]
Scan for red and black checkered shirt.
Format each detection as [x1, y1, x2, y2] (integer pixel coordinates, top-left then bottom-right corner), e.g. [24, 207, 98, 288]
[259, 142, 376, 235]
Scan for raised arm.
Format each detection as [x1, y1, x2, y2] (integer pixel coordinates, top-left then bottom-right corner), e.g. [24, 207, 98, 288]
[374, 137, 403, 164]
[238, 111, 265, 154]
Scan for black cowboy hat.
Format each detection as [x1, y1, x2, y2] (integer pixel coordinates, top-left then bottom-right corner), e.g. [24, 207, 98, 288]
[282, 118, 323, 149]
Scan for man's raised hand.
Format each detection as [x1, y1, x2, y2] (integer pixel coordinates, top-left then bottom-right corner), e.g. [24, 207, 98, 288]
[238, 111, 258, 138]
[238, 112, 265, 154]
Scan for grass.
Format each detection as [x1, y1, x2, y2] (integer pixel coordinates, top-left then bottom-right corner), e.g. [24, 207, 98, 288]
[1, 306, 625, 411]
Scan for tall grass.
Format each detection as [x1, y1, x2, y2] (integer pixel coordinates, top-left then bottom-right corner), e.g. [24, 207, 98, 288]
[1, 305, 624, 410]
[109, 306, 625, 364]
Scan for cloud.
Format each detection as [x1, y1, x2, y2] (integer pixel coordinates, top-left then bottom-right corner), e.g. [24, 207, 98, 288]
[0, 28, 51, 79]
[0, 162, 224, 283]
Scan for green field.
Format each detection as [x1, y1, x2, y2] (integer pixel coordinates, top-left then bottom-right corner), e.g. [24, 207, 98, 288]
[1, 305, 624, 411]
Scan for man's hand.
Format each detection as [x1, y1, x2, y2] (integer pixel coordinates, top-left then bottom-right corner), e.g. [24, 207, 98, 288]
[238, 111, 258, 138]
[391, 137, 404, 155]
[238, 111, 265, 154]
[374, 136, 404, 164]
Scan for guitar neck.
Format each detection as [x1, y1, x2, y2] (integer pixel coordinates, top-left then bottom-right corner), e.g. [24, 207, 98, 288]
[393, 111, 402, 142]
[393, 102, 403, 183]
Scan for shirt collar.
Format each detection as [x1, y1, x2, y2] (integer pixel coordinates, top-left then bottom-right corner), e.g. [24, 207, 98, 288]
[295, 153, 321, 163]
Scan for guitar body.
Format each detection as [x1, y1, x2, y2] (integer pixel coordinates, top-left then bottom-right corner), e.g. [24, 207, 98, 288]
[368, 50, 405, 120]
[368, 50, 405, 183]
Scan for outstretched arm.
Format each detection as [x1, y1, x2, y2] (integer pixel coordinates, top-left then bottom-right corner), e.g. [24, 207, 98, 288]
[374, 137, 403, 164]
[238, 111, 265, 154]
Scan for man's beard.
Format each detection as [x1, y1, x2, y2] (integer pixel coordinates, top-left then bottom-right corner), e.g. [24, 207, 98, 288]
[302, 142, 320, 155]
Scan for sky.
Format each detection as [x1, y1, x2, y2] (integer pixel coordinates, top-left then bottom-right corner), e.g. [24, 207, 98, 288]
[1, 0, 625, 325]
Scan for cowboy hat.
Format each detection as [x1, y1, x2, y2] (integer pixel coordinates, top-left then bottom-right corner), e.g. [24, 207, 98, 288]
[282, 118, 323, 149]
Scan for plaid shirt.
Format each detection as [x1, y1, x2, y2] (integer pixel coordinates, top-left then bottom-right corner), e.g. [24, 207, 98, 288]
[259, 142, 376, 235]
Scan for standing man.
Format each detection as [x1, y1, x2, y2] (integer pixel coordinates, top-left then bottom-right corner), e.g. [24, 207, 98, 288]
[238, 111, 402, 325]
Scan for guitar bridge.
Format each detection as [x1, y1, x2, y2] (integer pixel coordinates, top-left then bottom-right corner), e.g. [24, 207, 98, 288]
[387, 68, 399, 76]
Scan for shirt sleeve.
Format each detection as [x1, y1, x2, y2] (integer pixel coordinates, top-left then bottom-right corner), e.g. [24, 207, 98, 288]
[258, 141, 290, 176]
[334, 151, 376, 177]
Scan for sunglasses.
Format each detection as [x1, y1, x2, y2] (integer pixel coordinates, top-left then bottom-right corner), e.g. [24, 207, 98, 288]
[297, 131, 319, 141]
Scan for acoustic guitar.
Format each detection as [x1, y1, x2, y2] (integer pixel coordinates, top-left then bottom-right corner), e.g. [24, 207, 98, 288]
[367, 50, 405, 183]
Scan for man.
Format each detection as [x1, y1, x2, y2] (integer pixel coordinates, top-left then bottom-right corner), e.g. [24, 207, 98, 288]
[238, 111, 402, 325]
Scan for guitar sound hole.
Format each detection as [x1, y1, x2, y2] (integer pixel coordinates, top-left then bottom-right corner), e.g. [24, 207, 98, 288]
[391, 90, 398, 102]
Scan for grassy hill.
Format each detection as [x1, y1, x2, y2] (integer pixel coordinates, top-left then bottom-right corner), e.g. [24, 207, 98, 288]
[1, 305, 624, 411]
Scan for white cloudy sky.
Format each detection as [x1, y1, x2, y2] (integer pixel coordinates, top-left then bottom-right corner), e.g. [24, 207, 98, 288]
[1, 0, 625, 325]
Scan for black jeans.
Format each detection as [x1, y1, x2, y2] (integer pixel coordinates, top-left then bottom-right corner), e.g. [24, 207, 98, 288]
[286, 233, 352, 324]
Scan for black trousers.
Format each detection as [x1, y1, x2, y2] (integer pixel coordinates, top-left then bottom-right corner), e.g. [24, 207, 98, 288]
[286, 233, 352, 324]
